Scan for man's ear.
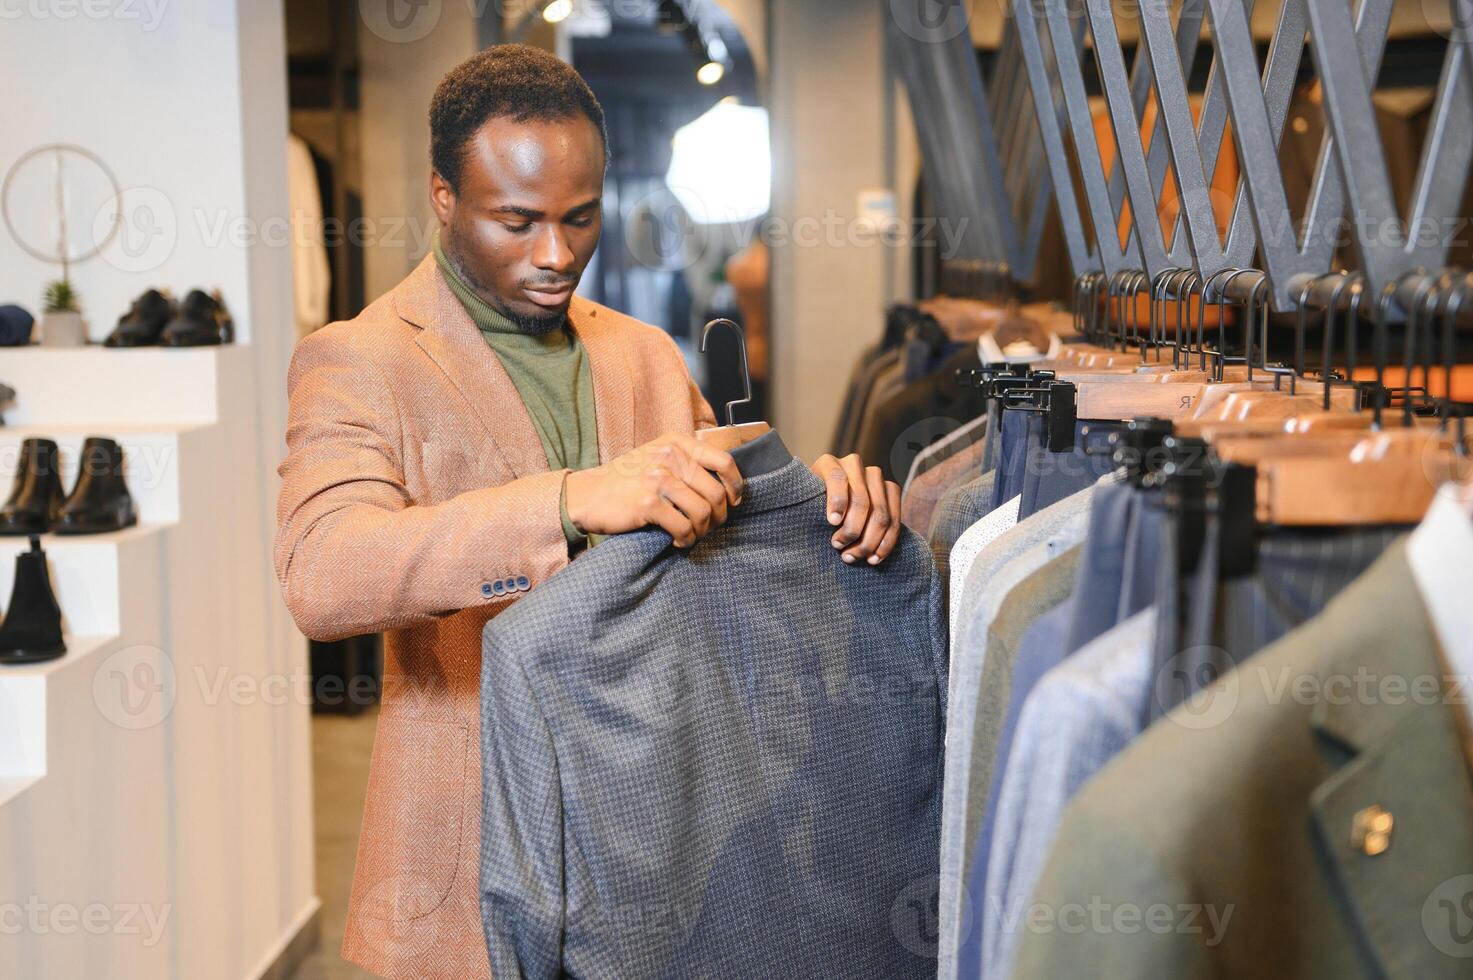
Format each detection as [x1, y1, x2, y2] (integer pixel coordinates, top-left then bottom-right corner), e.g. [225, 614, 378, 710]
[429, 170, 456, 224]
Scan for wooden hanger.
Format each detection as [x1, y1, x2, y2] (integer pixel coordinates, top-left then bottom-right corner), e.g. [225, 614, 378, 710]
[1246, 429, 1464, 525]
[694, 318, 771, 452]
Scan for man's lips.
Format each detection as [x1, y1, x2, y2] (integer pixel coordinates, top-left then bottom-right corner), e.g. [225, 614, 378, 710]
[523, 283, 575, 308]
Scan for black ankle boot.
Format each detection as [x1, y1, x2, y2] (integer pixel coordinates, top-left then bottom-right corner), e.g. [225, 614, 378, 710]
[0, 536, 66, 664]
[53, 437, 138, 535]
[0, 438, 66, 535]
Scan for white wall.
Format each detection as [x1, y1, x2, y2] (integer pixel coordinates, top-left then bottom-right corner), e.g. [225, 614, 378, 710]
[357, 3, 481, 303]
[0, 4, 258, 342]
[0, 2, 314, 977]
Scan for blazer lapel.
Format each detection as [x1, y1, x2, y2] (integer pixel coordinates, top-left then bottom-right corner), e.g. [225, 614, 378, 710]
[568, 296, 635, 462]
[396, 253, 549, 479]
[1309, 553, 1473, 977]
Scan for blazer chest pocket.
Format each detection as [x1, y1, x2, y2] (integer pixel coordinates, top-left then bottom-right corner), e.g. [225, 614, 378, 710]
[410, 437, 509, 502]
[354, 713, 471, 921]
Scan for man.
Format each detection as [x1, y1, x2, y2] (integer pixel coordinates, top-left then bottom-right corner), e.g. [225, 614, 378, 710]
[275, 45, 902, 978]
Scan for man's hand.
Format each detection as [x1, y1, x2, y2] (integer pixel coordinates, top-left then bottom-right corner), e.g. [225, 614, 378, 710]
[564, 434, 744, 548]
[810, 454, 902, 565]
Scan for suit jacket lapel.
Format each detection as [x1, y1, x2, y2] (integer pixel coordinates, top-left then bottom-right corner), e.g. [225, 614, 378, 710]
[396, 253, 548, 479]
[1309, 550, 1473, 977]
[568, 296, 635, 462]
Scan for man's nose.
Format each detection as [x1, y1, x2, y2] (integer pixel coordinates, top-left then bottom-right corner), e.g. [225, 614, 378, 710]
[531, 225, 576, 274]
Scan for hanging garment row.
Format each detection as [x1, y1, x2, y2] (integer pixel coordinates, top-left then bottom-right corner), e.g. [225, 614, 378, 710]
[830, 263, 1473, 979]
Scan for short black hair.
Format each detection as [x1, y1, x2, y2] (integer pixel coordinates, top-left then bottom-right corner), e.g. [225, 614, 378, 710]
[430, 44, 609, 193]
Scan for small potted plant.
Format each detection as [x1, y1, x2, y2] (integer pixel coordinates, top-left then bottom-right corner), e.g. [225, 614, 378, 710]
[40, 279, 86, 347]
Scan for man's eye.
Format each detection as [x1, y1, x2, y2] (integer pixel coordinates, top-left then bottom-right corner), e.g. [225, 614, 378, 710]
[502, 223, 532, 234]
[569, 216, 595, 228]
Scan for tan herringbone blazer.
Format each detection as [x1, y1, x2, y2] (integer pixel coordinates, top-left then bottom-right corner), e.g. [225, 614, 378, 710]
[275, 253, 715, 978]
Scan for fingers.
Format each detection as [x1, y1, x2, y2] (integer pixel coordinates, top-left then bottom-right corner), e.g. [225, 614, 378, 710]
[649, 497, 698, 548]
[831, 454, 869, 554]
[670, 447, 731, 527]
[659, 479, 716, 545]
[842, 465, 893, 565]
[811, 453, 850, 526]
[875, 479, 903, 564]
[679, 436, 744, 506]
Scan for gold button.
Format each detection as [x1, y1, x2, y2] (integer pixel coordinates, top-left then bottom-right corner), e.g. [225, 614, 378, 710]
[1352, 805, 1394, 857]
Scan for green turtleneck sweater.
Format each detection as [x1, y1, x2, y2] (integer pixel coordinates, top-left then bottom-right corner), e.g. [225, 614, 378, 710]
[434, 237, 600, 548]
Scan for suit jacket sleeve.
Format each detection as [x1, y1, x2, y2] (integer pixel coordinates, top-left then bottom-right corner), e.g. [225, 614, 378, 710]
[480, 639, 565, 980]
[274, 330, 572, 640]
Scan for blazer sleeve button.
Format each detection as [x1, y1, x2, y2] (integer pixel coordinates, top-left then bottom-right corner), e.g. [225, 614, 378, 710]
[492, 579, 507, 597]
[515, 576, 530, 591]
[481, 582, 494, 598]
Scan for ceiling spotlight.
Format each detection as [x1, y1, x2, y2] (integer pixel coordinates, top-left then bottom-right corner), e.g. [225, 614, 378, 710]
[543, 0, 573, 24]
[697, 60, 726, 85]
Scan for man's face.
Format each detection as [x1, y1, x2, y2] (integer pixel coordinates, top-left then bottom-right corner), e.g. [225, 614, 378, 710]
[431, 114, 605, 334]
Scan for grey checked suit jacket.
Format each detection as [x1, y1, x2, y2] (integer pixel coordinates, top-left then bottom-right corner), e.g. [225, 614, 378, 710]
[479, 433, 948, 979]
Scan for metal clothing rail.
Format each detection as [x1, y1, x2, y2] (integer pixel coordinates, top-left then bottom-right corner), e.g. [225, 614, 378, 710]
[1307, 0, 1473, 311]
[897, 0, 1473, 323]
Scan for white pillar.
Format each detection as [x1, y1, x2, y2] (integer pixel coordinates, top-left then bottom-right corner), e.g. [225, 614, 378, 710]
[767, 0, 913, 461]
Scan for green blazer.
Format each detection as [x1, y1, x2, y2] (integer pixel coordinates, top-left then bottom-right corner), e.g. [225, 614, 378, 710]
[1011, 541, 1473, 979]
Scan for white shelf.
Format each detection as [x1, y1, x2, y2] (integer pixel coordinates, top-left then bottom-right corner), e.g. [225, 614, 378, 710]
[0, 523, 167, 638]
[0, 344, 244, 426]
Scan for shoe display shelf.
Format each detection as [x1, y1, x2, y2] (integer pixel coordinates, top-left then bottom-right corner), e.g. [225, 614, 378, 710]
[0, 343, 315, 979]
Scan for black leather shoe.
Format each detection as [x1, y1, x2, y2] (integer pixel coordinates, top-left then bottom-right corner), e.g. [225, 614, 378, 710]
[105, 289, 177, 347]
[159, 290, 233, 347]
[53, 437, 137, 535]
[0, 438, 65, 535]
[0, 536, 66, 665]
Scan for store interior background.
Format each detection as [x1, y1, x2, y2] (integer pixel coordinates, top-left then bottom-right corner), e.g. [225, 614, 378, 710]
[0, 0, 1463, 978]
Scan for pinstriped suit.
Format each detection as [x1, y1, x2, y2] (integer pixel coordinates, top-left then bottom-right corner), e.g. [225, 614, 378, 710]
[479, 433, 948, 979]
[274, 252, 716, 978]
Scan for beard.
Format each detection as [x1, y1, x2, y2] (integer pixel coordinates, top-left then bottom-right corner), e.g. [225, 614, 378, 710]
[493, 301, 567, 337]
[442, 231, 572, 337]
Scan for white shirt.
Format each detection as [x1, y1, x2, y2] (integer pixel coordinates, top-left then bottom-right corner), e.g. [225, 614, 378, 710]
[979, 331, 1062, 364]
[1407, 483, 1473, 751]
